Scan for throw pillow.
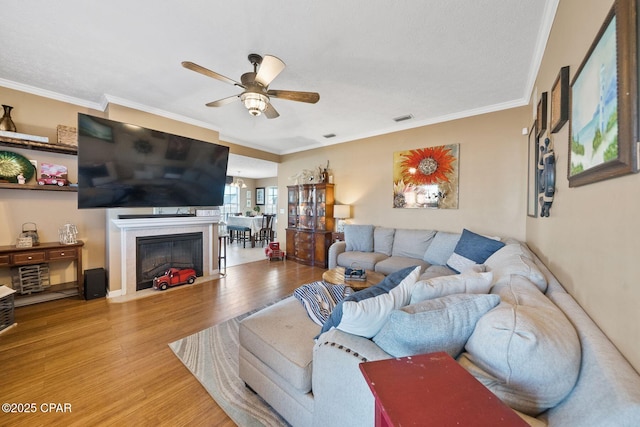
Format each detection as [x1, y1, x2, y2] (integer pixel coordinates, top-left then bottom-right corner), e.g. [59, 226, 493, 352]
[344, 224, 374, 252]
[423, 231, 461, 265]
[373, 294, 500, 358]
[319, 266, 421, 338]
[458, 275, 581, 416]
[446, 229, 505, 273]
[391, 229, 436, 259]
[484, 243, 547, 292]
[374, 227, 395, 256]
[294, 281, 353, 326]
[409, 270, 493, 304]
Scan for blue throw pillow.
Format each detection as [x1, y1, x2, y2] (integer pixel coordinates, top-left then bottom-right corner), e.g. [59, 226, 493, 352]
[318, 265, 421, 338]
[344, 224, 374, 252]
[446, 229, 505, 273]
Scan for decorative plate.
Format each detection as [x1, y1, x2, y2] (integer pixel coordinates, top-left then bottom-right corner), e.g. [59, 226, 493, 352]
[0, 151, 35, 183]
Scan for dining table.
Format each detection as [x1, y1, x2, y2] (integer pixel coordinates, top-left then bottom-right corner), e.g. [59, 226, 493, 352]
[226, 216, 265, 247]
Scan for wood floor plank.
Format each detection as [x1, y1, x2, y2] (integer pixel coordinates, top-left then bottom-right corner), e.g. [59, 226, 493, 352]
[0, 260, 324, 426]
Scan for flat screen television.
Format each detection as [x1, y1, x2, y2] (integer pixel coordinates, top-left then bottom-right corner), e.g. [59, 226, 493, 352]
[77, 113, 229, 209]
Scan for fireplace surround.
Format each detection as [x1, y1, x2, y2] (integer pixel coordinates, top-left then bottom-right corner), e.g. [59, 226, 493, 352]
[109, 215, 219, 297]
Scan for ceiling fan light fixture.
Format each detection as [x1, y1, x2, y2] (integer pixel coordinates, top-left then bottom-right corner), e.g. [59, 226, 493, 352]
[241, 92, 269, 116]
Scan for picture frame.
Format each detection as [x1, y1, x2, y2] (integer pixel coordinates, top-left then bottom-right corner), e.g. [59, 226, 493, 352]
[536, 92, 548, 138]
[256, 187, 265, 205]
[550, 66, 570, 133]
[392, 144, 459, 209]
[568, 0, 639, 187]
[527, 123, 539, 217]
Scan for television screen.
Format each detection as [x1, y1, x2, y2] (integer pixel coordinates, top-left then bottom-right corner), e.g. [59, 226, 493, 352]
[77, 113, 229, 209]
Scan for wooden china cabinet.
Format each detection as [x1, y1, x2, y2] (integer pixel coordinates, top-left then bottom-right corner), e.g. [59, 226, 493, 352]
[286, 183, 334, 268]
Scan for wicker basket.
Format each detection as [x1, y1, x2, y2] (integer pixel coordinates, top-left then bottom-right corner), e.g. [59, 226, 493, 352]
[0, 285, 16, 332]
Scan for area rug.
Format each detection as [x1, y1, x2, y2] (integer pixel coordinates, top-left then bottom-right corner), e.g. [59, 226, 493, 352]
[169, 304, 290, 427]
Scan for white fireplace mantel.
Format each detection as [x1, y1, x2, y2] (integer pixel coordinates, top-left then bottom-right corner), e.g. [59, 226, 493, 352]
[109, 216, 219, 297]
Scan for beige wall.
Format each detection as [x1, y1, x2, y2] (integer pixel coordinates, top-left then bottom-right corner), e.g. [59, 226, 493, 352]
[0, 87, 106, 287]
[277, 106, 530, 242]
[528, 0, 640, 371]
[0, 87, 277, 292]
[2, 0, 639, 371]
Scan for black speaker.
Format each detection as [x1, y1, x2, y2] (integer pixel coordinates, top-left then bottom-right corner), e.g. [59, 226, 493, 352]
[84, 268, 107, 300]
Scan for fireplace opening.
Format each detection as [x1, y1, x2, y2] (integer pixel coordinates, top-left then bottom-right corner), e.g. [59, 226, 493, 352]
[136, 232, 203, 291]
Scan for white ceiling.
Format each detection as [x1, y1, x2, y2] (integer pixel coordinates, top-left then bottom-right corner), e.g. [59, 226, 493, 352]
[0, 1, 557, 178]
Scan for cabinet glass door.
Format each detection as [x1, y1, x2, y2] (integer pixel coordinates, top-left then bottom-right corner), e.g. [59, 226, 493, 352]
[287, 187, 298, 228]
[316, 186, 326, 230]
[298, 186, 315, 229]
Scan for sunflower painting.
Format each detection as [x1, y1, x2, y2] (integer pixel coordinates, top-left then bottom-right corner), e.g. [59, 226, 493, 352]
[393, 144, 459, 209]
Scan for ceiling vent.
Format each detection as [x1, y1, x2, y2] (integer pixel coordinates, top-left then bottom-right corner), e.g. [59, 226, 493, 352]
[393, 114, 414, 122]
[323, 133, 337, 138]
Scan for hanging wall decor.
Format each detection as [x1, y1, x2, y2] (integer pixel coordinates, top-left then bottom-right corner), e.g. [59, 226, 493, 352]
[527, 123, 539, 217]
[393, 144, 459, 209]
[538, 138, 556, 217]
[550, 66, 570, 133]
[568, 0, 639, 187]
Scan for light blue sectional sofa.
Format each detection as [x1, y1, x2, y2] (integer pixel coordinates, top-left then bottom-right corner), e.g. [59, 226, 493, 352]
[238, 225, 640, 426]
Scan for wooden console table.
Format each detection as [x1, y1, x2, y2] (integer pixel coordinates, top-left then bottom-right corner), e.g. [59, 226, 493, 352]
[0, 241, 84, 305]
[359, 352, 527, 426]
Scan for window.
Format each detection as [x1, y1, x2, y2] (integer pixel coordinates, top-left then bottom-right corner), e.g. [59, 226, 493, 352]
[265, 186, 278, 214]
[222, 185, 240, 220]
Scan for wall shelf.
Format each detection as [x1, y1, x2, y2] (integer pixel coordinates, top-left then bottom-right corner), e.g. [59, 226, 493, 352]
[0, 182, 77, 192]
[0, 136, 77, 155]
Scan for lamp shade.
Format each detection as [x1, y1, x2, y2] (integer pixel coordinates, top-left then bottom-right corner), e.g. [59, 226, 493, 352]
[334, 205, 351, 219]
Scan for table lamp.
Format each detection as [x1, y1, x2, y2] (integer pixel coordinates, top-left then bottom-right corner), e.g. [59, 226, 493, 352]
[333, 205, 351, 232]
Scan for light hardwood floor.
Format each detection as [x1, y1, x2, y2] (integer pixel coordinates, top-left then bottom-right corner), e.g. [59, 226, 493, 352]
[0, 260, 324, 426]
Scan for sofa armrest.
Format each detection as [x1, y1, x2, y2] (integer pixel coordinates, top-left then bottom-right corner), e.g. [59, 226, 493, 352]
[327, 241, 347, 269]
[312, 329, 391, 427]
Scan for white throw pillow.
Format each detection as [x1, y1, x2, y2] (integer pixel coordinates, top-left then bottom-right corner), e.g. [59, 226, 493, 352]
[319, 266, 421, 338]
[410, 270, 493, 305]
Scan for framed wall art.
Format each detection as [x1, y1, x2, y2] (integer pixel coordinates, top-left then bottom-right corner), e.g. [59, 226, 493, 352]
[256, 187, 265, 205]
[550, 66, 570, 133]
[568, 0, 639, 187]
[536, 92, 548, 138]
[393, 144, 459, 209]
[527, 123, 539, 217]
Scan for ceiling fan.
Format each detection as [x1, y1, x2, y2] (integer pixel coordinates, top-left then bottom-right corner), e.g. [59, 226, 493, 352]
[182, 54, 320, 119]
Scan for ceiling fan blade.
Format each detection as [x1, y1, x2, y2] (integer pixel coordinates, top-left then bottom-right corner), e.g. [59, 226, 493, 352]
[263, 103, 280, 119]
[267, 89, 320, 104]
[182, 61, 244, 88]
[255, 55, 286, 87]
[206, 95, 240, 107]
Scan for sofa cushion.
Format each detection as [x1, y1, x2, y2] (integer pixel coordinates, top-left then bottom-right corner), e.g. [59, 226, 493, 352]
[344, 224, 374, 252]
[423, 231, 461, 265]
[337, 251, 389, 271]
[293, 281, 353, 326]
[485, 243, 547, 292]
[391, 229, 436, 259]
[447, 229, 505, 273]
[239, 296, 320, 393]
[374, 256, 429, 276]
[410, 270, 493, 304]
[458, 275, 581, 416]
[373, 294, 500, 358]
[374, 226, 395, 256]
[320, 266, 421, 338]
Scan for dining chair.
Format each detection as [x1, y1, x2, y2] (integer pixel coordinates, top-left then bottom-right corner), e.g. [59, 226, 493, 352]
[256, 214, 275, 247]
